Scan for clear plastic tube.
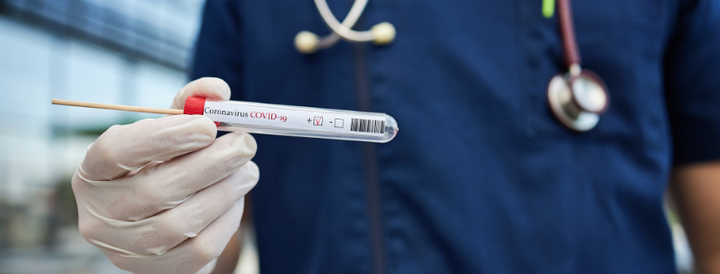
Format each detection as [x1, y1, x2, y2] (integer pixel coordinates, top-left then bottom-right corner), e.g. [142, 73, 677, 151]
[186, 97, 398, 143]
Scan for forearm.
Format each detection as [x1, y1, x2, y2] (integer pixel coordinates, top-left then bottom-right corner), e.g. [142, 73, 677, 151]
[670, 161, 720, 273]
[212, 194, 254, 274]
[211, 230, 242, 274]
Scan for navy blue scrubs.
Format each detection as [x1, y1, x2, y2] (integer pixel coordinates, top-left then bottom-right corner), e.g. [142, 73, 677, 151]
[191, 0, 720, 273]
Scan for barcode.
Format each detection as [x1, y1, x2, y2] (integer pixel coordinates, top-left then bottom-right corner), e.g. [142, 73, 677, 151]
[351, 118, 385, 134]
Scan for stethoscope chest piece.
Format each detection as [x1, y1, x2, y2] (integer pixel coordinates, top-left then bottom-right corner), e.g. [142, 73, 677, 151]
[547, 68, 609, 132]
[547, 0, 609, 132]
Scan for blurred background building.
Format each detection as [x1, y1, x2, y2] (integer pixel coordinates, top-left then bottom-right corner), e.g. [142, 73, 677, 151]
[0, 0, 695, 273]
[0, 0, 256, 273]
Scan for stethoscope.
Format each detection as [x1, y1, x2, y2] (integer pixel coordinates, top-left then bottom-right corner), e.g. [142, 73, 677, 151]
[547, 0, 609, 132]
[296, 0, 609, 132]
[294, 0, 396, 54]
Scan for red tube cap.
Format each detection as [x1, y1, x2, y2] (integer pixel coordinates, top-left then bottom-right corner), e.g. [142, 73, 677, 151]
[183, 96, 206, 115]
[183, 96, 220, 127]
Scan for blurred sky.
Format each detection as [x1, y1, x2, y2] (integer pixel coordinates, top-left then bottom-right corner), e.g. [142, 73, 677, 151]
[0, 0, 204, 204]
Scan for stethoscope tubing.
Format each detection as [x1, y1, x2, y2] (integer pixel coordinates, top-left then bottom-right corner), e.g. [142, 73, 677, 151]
[313, 0, 367, 49]
[296, 0, 395, 53]
[314, 0, 374, 42]
[558, 0, 581, 70]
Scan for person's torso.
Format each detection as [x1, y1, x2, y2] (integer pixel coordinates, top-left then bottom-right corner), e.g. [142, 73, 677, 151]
[229, 0, 679, 273]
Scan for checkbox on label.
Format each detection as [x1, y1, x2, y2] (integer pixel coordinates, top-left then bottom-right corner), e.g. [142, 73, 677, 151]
[334, 118, 344, 128]
[313, 116, 323, 126]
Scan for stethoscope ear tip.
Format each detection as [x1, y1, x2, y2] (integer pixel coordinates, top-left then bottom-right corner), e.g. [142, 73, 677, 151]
[371, 22, 396, 45]
[295, 31, 319, 54]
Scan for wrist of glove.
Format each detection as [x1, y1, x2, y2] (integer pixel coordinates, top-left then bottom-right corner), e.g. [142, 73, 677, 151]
[72, 78, 259, 274]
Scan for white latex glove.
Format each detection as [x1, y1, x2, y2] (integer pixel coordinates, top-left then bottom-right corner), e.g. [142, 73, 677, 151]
[72, 78, 259, 274]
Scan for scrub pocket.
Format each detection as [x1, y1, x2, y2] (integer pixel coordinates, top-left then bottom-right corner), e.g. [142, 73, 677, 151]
[529, 0, 672, 151]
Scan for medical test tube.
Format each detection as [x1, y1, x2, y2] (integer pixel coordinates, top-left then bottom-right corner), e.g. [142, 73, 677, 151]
[183, 97, 398, 143]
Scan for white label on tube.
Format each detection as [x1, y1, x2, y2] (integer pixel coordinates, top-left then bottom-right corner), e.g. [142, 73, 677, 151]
[203, 101, 385, 135]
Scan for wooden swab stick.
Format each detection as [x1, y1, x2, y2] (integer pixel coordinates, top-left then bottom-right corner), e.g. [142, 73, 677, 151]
[51, 99, 183, 115]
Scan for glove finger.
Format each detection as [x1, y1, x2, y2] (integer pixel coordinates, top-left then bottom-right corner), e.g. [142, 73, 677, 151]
[79, 115, 217, 181]
[98, 198, 245, 274]
[171, 77, 231, 110]
[79, 162, 258, 256]
[79, 132, 256, 221]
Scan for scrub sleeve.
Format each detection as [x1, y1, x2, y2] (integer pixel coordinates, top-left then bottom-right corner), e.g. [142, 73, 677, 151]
[190, 0, 246, 101]
[665, 0, 720, 166]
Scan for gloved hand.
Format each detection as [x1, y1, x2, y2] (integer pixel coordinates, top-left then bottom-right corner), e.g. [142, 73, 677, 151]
[72, 77, 259, 274]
